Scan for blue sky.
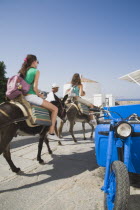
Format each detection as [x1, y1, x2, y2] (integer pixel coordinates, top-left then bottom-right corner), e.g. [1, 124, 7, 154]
[1, 0, 140, 98]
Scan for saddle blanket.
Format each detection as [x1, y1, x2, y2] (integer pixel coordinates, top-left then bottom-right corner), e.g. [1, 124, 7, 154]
[78, 102, 89, 116]
[31, 104, 52, 126]
[10, 95, 52, 127]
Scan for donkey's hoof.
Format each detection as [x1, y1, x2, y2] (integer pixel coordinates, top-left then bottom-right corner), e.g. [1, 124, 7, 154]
[49, 150, 53, 154]
[58, 141, 62, 146]
[39, 159, 44, 164]
[12, 167, 21, 173]
[40, 161, 45, 165]
[59, 135, 63, 138]
[74, 140, 77, 143]
[84, 137, 87, 140]
[37, 157, 44, 164]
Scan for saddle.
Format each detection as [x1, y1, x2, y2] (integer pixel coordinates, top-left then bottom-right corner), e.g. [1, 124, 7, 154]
[77, 102, 90, 116]
[66, 101, 90, 116]
[10, 95, 51, 127]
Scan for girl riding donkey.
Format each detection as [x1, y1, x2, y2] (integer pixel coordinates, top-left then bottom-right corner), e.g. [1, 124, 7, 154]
[58, 73, 99, 142]
[67, 73, 97, 125]
[0, 54, 67, 173]
[20, 54, 61, 141]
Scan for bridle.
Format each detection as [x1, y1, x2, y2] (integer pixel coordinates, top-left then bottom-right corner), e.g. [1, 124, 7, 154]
[57, 100, 67, 120]
[51, 96, 67, 120]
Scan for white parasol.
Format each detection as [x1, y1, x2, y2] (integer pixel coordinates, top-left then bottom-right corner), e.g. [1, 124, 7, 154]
[119, 69, 140, 86]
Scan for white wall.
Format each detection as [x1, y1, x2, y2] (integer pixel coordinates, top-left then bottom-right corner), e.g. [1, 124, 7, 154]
[63, 84, 71, 96]
[93, 94, 115, 107]
[82, 82, 101, 97]
[63, 83, 115, 107]
[105, 94, 115, 106]
[93, 94, 105, 106]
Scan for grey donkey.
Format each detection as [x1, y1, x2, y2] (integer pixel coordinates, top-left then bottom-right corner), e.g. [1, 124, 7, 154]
[58, 103, 98, 142]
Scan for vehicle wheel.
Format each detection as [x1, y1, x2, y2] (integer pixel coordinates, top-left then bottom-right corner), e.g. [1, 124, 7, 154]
[104, 161, 130, 210]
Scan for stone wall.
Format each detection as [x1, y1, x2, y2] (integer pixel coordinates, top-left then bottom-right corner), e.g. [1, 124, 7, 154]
[116, 101, 140, 105]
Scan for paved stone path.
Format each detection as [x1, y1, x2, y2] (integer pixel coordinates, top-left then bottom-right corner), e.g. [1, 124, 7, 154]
[0, 124, 140, 210]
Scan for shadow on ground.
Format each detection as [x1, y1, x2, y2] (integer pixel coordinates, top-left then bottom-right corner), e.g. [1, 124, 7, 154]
[11, 128, 93, 149]
[129, 173, 140, 188]
[11, 136, 39, 149]
[129, 194, 140, 210]
[0, 147, 98, 193]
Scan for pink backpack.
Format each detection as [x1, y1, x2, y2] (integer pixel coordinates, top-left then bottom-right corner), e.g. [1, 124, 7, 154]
[6, 74, 30, 100]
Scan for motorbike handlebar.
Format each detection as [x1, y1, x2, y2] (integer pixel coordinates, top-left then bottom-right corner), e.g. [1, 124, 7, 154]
[89, 108, 101, 112]
[102, 110, 139, 122]
[89, 107, 140, 123]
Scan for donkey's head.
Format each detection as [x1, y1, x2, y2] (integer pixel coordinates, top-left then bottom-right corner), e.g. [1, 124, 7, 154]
[51, 94, 68, 122]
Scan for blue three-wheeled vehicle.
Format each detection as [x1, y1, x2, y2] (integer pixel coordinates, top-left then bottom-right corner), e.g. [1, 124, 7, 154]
[94, 70, 140, 209]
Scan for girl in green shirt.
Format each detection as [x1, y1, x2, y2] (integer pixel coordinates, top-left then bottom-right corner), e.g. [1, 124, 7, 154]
[19, 54, 61, 141]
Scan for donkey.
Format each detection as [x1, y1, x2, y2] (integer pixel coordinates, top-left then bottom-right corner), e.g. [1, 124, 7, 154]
[58, 103, 98, 142]
[0, 96, 67, 173]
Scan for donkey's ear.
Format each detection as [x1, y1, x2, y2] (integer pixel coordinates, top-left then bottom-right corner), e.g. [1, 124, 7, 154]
[62, 94, 68, 103]
[54, 94, 60, 102]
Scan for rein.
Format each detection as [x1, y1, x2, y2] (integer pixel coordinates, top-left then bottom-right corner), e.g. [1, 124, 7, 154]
[51, 99, 66, 119]
[66, 103, 79, 112]
[0, 109, 10, 118]
[0, 116, 28, 130]
[59, 101, 66, 119]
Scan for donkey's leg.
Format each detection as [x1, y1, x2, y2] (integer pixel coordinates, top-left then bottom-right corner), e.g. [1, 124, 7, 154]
[44, 136, 52, 154]
[69, 121, 77, 142]
[3, 144, 20, 173]
[58, 120, 64, 138]
[37, 135, 44, 163]
[37, 135, 52, 163]
[89, 123, 94, 138]
[58, 120, 65, 145]
[55, 121, 62, 146]
[55, 121, 58, 136]
[82, 122, 86, 140]
[0, 125, 20, 173]
[37, 127, 50, 163]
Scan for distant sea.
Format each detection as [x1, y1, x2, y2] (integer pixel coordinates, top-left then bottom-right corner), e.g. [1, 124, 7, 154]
[116, 99, 140, 101]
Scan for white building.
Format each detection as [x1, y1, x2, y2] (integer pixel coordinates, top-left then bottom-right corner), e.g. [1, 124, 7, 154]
[105, 94, 115, 107]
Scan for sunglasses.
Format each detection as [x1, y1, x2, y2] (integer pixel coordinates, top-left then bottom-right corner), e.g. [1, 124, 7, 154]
[37, 61, 39, 64]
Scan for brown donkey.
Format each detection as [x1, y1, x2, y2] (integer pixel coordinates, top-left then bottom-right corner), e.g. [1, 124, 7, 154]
[0, 96, 67, 173]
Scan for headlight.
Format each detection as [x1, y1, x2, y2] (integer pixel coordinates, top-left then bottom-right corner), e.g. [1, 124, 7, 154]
[115, 122, 132, 139]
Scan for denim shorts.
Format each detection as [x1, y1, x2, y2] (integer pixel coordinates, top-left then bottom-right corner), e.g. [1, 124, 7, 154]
[25, 94, 43, 106]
